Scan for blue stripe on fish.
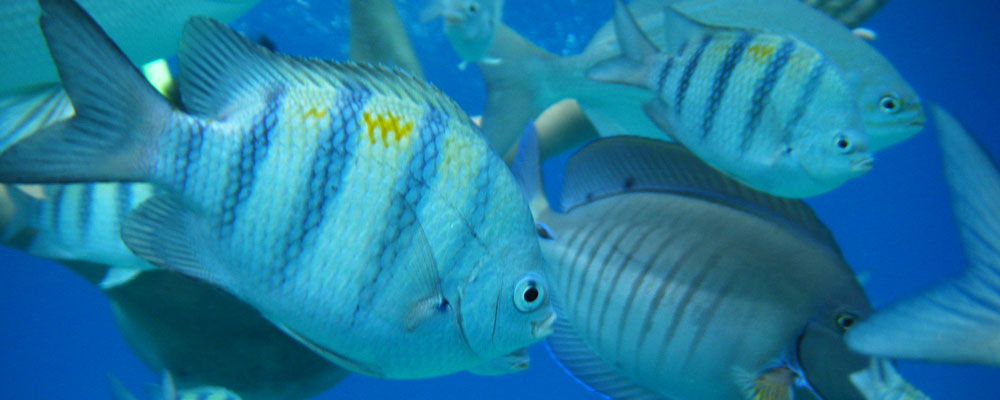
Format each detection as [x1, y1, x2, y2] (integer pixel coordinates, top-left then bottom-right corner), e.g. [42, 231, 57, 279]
[741, 39, 796, 152]
[281, 90, 368, 278]
[785, 60, 828, 142]
[50, 185, 66, 233]
[218, 90, 281, 237]
[77, 183, 94, 240]
[116, 183, 132, 228]
[703, 33, 754, 139]
[180, 122, 206, 193]
[674, 35, 713, 116]
[655, 58, 675, 94]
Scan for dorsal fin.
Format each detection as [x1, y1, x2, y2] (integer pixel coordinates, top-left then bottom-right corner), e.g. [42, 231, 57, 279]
[177, 17, 466, 122]
[560, 136, 841, 254]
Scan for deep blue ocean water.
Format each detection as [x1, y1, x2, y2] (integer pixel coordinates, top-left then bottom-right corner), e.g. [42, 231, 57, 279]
[2, 0, 999, 398]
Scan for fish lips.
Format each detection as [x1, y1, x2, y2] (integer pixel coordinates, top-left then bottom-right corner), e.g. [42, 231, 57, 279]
[851, 155, 875, 173]
[797, 322, 870, 400]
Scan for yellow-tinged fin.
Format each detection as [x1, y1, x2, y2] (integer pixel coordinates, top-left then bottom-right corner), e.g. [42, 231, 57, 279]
[740, 367, 796, 400]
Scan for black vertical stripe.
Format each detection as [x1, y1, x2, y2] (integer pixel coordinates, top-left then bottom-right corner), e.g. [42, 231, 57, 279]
[741, 39, 796, 152]
[49, 185, 66, 233]
[572, 204, 641, 322]
[703, 33, 754, 139]
[655, 58, 675, 94]
[681, 253, 743, 369]
[77, 183, 94, 240]
[674, 35, 713, 116]
[589, 221, 662, 346]
[784, 60, 828, 143]
[115, 183, 133, 228]
[218, 90, 281, 236]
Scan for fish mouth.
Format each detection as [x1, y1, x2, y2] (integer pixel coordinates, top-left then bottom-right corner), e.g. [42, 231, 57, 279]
[851, 156, 875, 172]
[532, 312, 557, 338]
[443, 11, 465, 24]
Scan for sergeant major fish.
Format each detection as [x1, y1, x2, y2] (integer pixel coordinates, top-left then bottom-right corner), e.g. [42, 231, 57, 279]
[421, 0, 503, 69]
[3, 183, 155, 289]
[846, 105, 1000, 367]
[511, 125, 875, 399]
[0, 0, 554, 379]
[588, 0, 873, 197]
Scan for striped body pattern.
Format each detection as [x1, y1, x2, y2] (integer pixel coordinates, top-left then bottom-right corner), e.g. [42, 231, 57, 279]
[128, 18, 553, 378]
[19, 182, 154, 271]
[801, 0, 888, 28]
[539, 193, 870, 399]
[646, 30, 870, 196]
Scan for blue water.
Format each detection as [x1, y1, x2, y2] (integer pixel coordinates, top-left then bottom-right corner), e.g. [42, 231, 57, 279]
[2, 0, 998, 398]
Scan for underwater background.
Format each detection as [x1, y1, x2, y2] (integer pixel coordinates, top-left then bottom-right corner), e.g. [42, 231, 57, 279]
[1, 0, 998, 398]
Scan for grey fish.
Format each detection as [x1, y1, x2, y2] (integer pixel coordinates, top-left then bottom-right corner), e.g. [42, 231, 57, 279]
[846, 105, 1000, 366]
[109, 372, 243, 400]
[511, 125, 874, 399]
[349, 0, 424, 77]
[0, 0, 553, 379]
[800, 0, 889, 28]
[589, 0, 873, 198]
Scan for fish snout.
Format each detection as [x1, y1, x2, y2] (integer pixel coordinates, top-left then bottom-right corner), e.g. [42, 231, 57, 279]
[851, 155, 875, 172]
[532, 312, 557, 338]
[442, 10, 466, 24]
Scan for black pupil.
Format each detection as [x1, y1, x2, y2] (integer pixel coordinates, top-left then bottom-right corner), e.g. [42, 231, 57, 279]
[523, 287, 539, 302]
[837, 138, 849, 149]
[883, 99, 896, 110]
[840, 316, 854, 328]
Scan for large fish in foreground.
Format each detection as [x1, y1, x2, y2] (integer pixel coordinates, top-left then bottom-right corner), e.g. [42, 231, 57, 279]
[477, 0, 921, 159]
[0, 0, 554, 379]
[846, 105, 1000, 366]
[589, 0, 873, 198]
[511, 126, 875, 399]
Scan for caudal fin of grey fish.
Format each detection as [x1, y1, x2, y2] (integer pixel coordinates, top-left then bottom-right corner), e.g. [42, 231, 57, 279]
[0, 85, 73, 154]
[586, 0, 660, 89]
[544, 305, 663, 400]
[846, 105, 1000, 366]
[477, 23, 563, 155]
[348, 0, 424, 77]
[0, 0, 172, 184]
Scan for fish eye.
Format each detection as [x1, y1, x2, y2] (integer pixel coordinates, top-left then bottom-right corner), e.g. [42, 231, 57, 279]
[879, 94, 901, 114]
[514, 274, 545, 313]
[834, 135, 853, 153]
[836, 312, 858, 330]
[468, 2, 479, 12]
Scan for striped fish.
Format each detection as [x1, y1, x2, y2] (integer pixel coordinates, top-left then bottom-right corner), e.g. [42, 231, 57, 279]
[801, 0, 888, 28]
[0, 0, 554, 379]
[511, 129, 874, 399]
[589, 1, 873, 198]
[3, 183, 155, 289]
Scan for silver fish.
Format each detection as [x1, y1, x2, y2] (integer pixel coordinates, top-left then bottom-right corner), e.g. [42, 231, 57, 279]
[846, 105, 1000, 367]
[109, 372, 243, 400]
[422, 0, 504, 68]
[3, 183, 155, 289]
[476, 0, 921, 160]
[800, 0, 889, 28]
[0, 0, 554, 379]
[0, 0, 259, 93]
[849, 359, 931, 400]
[511, 126, 875, 399]
[589, 0, 873, 198]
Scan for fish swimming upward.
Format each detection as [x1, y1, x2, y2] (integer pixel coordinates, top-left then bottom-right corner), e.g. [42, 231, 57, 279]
[476, 0, 921, 161]
[3, 183, 155, 289]
[510, 125, 876, 399]
[589, 0, 873, 198]
[421, 0, 504, 69]
[0, 0, 554, 379]
[846, 105, 1000, 367]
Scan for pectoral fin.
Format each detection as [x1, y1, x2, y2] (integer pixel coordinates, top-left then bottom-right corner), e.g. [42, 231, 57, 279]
[273, 321, 385, 377]
[740, 367, 795, 400]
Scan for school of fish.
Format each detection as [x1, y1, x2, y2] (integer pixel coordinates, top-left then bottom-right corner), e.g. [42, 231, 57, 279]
[0, 0, 995, 399]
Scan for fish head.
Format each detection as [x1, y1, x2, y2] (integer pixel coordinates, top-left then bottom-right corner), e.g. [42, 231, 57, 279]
[855, 77, 926, 152]
[456, 249, 555, 360]
[795, 281, 874, 400]
[789, 121, 874, 194]
[441, 0, 498, 62]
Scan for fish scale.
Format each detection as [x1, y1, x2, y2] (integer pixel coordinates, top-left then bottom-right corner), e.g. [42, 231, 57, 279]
[0, 0, 554, 379]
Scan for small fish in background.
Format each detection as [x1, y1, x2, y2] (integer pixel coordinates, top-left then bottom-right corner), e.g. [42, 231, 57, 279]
[589, 0, 873, 197]
[421, 0, 503, 69]
[109, 372, 242, 400]
[849, 359, 931, 400]
[800, 0, 889, 28]
[2, 183, 156, 289]
[511, 124, 876, 400]
[846, 105, 1000, 367]
[348, 0, 425, 77]
[0, 0, 553, 379]
[475, 0, 922, 161]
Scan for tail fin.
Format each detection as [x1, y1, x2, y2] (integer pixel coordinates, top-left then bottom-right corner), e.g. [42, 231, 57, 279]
[477, 23, 564, 155]
[107, 374, 139, 400]
[0, 85, 74, 154]
[0, 0, 172, 184]
[586, 0, 662, 88]
[846, 105, 1000, 366]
